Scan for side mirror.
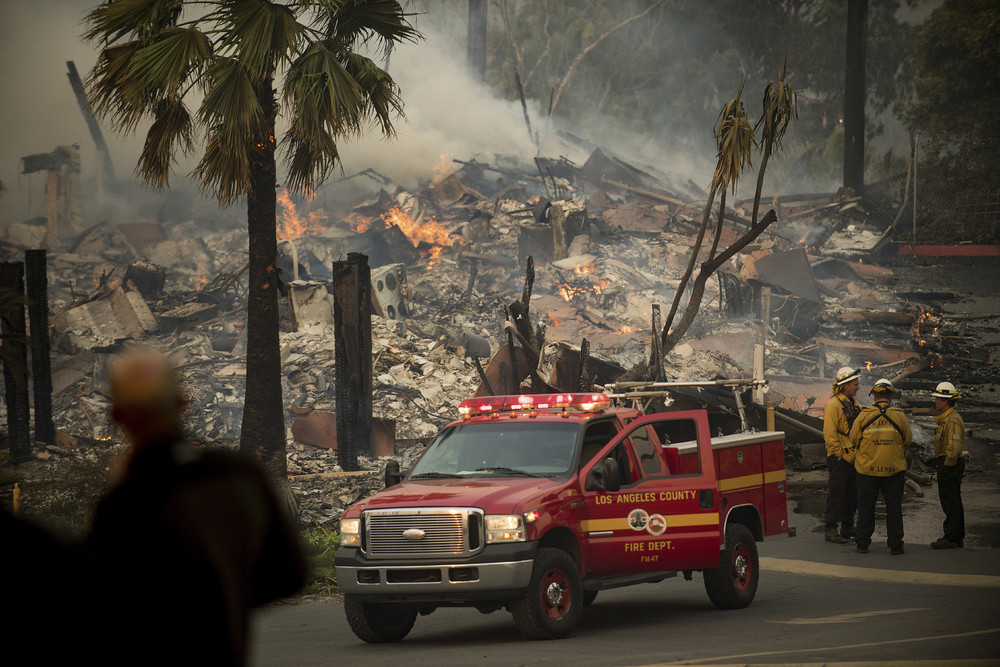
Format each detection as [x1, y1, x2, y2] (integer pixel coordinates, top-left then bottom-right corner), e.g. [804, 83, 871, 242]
[585, 457, 621, 493]
[384, 459, 402, 488]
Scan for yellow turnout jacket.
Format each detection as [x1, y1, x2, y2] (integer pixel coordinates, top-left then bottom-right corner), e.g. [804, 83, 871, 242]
[849, 400, 912, 477]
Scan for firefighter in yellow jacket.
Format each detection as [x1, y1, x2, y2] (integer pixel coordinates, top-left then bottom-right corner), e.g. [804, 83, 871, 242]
[822, 367, 862, 543]
[849, 378, 912, 554]
[930, 381, 966, 549]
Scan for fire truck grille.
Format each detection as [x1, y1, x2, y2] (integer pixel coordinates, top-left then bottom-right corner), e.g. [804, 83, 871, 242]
[364, 508, 483, 559]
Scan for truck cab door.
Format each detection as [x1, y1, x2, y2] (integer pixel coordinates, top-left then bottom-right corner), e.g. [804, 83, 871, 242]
[579, 411, 721, 575]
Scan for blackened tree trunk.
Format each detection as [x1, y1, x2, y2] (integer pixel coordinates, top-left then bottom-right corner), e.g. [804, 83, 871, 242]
[1, 262, 31, 462]
[662, 211, 778, 355]
[844, 0, 868, 193]
[468, 0, 487, 82]
[25, 250, 54, 448]
[240, 77, 287, 482]
[333, 254, 373, 472]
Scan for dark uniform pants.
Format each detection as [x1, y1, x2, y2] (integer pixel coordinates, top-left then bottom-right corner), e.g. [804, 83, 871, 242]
[856, 471, 905, 550]
[824, 455, 857, 529]
[937, 458, 966, 543]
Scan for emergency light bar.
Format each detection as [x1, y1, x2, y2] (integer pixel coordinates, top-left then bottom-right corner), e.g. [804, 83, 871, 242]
[458, 393, 611, 417]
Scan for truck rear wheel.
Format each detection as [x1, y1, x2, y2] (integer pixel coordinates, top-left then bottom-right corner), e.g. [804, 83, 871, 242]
[704, 523, 758, 609]
[344, 597, 417, 643]
[511, 548, 582, 639]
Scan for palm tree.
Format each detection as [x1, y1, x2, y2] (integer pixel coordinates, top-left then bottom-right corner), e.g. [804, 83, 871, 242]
[84, 0, 419, 485]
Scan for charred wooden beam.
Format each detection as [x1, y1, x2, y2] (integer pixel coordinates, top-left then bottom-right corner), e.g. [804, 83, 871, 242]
[1, 262, 31, 462]
[508, 256, 536, 352]
[650, 304, 664, 381]
[25, 251, 54, 448]
[576, 338, 591, 391]
[334, 253, 373, 471]
[474, 356, 494, 395]
[66, 61, 116, 185]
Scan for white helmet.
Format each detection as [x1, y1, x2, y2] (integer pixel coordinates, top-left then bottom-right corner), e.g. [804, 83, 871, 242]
[931, 381, 960, 400]
[870, 378, 897, 395]
[834, 366, 860, 386]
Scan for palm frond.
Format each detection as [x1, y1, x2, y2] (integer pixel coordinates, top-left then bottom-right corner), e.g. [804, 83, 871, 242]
[215, 0, 303, 77]
[756, 56, 798, 157]
[129, 27, 212, 94]
[284, 41, 365, 137]
[138, 96, 195, 188]
[199, 56, 264, 129]
[84, 0, 184, 44]
[342, 52, 403, 135]
[87, 41, 154, 133]
[193, 123, 253, 207]
[712, 79, 757, 195]
[283, 132, 342, 193]
[192, 56, 267, 204]
[314, 0, 420, 54]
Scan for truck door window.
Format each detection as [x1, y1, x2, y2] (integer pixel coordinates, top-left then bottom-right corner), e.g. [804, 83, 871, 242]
[578, 420, 617, 470]
[651, 418, 701, 475]
[608, 440, 638, 485]
[630, 425, 663, 475]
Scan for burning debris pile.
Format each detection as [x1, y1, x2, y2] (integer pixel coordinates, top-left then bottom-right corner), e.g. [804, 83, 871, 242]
[2, 142, 998, 529]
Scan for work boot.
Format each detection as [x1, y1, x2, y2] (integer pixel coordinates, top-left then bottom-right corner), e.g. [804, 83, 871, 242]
[825, 527, 848, 543]
[890, 545, 904, 555]
[930, 537, 962, 549]
[856, 543, 868, 554]
[840, 525, 856, 540]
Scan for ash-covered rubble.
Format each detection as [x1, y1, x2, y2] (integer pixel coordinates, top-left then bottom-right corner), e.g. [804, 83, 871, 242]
[2, 142, 997, 529]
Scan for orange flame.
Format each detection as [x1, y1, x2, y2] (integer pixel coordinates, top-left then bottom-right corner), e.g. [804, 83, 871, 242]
[557, 277, 611, 302]
[864, 361, 874, 371]
[277, 190, 327, 241]
[381, 206, 453, 248]
[428, 154, 451, 188]
[346, 212, 372, 234]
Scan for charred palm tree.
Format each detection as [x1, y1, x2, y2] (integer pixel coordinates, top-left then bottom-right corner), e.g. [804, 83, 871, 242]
[84, 0, 419, 485]
[661, 80, 756, 349]
[660, 64, 796, 358]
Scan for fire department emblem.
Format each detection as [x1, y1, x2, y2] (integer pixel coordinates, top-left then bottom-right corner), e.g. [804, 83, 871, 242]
[737, 451, 744, 464]
[627, 508, 649, 531]
[646, 514, 667, 536]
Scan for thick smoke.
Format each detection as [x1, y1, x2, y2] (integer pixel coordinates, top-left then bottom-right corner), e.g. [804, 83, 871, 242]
[0, 1, 831, 229]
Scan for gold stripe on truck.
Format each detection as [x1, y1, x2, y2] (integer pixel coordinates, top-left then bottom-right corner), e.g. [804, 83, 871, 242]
[717, 469, 786, 492]
[581, 513, 719, 532]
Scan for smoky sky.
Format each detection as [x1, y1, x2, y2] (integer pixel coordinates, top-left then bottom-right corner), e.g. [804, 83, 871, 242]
[0, 1, 553, 226]
[0, 0, 798, 228]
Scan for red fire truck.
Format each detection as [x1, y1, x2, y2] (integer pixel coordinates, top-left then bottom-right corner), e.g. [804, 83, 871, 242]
[335, 381, 790, 642]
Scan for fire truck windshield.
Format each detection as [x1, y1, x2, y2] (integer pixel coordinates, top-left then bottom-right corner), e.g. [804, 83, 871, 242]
[408, 421, 581, 479]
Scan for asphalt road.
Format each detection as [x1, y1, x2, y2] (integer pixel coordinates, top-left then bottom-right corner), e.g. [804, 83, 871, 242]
[249, 528, 1000, 666]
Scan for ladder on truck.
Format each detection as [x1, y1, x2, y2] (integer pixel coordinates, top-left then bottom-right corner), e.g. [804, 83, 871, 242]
[599, 379, 768, 434]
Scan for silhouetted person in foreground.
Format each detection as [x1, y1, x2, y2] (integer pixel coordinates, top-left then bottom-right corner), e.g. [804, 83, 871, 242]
[0, 506, 86, 660]
[87, 348, 306, 666]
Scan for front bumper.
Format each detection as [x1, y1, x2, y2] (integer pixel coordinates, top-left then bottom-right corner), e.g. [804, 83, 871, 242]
[335, 542, 537, 602]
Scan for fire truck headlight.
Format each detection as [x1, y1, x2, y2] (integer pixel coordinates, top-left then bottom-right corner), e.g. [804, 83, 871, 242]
[485, 514, 525, 543]
[340, 518, 361, 546]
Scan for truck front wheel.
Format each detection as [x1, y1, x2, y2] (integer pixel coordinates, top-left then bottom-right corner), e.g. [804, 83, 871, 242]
[511, 548, 582, 639]
[704, 523, 758, 609]
[344, 597, 417, 643]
